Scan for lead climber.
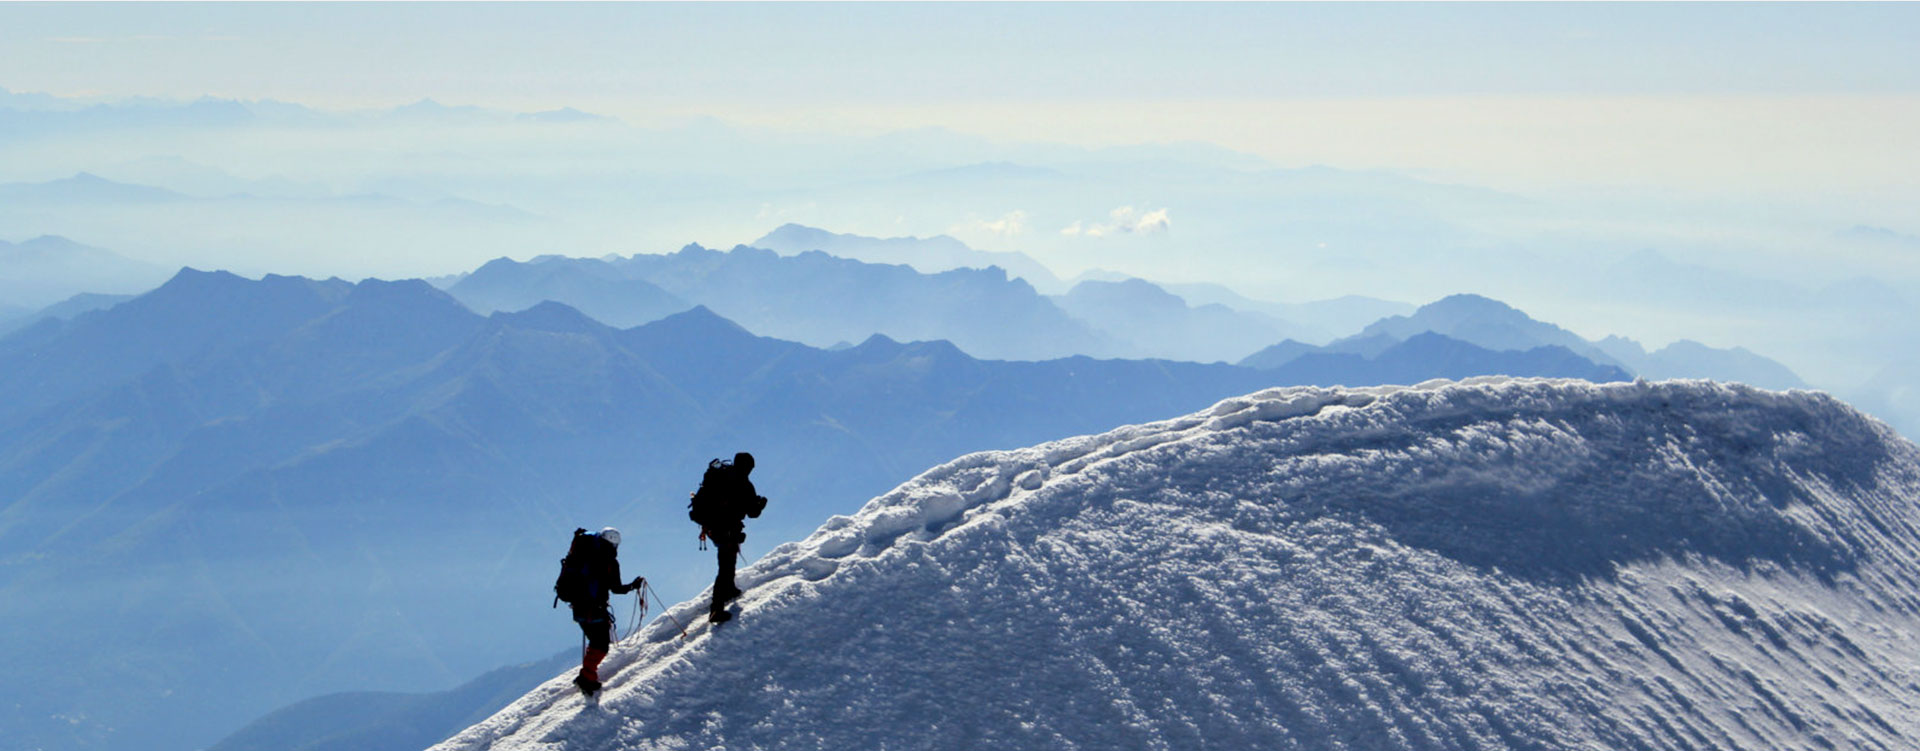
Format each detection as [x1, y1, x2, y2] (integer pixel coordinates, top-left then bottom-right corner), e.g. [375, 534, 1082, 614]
[688, 452, 768, 624]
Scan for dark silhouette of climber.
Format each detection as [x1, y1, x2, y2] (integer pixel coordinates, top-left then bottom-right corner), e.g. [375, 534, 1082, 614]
[688, 452, 767, 624]
[553, 526, 642, 695]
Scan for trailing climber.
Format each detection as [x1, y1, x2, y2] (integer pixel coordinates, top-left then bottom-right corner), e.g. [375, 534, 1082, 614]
[552, 526, 643, 695]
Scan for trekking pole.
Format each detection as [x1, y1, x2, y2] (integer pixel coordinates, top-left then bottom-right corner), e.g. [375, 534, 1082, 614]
[644, 579, 690, 640]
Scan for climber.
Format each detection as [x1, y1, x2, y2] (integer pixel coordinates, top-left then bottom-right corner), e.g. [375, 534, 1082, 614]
[552, 526, 643, 695]
[687, 452, 768, 624]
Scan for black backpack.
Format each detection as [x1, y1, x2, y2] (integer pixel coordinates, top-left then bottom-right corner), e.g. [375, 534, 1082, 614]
[552, 528, 606, 608]
[687, 459, 733, 529]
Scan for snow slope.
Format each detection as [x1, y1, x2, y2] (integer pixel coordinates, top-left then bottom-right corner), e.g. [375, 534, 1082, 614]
[436, 378, 1920, 751]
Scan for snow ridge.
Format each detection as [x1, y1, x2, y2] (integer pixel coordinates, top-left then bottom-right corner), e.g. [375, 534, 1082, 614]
[437, 378, 1920, 751]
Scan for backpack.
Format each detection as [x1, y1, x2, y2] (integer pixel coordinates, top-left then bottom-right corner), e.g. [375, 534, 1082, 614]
[552, 528, 606, 608]
[687, 459, 733, 529]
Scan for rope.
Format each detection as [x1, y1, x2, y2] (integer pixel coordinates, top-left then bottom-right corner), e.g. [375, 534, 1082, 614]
[621, 580, 647, 641]
[643, 579, 691, 640]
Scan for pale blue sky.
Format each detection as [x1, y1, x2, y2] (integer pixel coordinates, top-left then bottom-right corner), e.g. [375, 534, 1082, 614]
[7, 3, 1917, 103]
[4, 2, 1918, 193]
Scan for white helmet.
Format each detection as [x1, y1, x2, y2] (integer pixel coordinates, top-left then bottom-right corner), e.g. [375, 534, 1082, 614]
[598, 527, 621, 547]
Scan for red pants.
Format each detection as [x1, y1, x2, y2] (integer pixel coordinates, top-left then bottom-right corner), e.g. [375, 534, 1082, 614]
[576, 610, 612, 681]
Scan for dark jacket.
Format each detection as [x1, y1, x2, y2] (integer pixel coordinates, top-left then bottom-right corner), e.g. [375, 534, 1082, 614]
[692, 462, 767, 537]
[572, 535, 637, 616]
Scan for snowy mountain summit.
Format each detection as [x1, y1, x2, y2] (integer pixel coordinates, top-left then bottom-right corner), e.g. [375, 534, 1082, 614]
[438, 378, 1920, 751]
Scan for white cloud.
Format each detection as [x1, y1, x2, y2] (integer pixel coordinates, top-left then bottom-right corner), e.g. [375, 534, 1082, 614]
[952, 210, 1027, 239]
[1062, 206, 1171, 238]
[1124, 207, 1171, 234]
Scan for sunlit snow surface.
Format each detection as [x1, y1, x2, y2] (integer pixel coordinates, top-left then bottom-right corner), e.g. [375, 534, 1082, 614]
[437, 378, 1920, 751]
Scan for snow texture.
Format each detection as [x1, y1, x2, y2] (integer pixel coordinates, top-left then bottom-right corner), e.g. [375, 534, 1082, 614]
[435, 378, 1920, 751]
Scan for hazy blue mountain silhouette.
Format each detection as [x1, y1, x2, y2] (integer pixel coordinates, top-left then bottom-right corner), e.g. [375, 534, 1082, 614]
[1240, 331, 1403, 369]
[0, 173, 545, 265]
[1161, 282, 1413, 344]
[0, 96, 264, 135]
[6, 292, 135, 329]
[0, 269, 355, 426]
[0, 84, 70, 110]
[0, 172, 192, 203]
[750, 223, 1066, 292]
[450, 248, 1365, 364]
[1237, 339, 1322, 370]
[205, 651, 575, 751]
[1344, 293, 1625, 366]
[447, 256, 691, 328]
[0, 292, 131, 353]
[442, 248, 1112, 360]
[1243, 292, 1805, 390]
[0, 234, 168, 308]
[1595, 336, 1808, 391]
[1052, 278, 1298, 362]
[89, 155, 335, 201]
[610, 244, 1115, 360]
[1260, 331, 1631, 384]
[1599, 248, 1818, 311]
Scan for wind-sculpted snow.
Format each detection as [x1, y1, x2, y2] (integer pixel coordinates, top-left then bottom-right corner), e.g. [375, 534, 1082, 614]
[436, 378, 1920, 751]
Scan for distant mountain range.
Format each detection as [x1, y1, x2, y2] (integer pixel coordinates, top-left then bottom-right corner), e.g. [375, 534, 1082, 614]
[440, 240, 1414, 364]
[1595, 335, 1807, 391]
[0, 173, 550, 280]
[1258, 331, 1630, 385]
[446, 247, 1113, 361]
[1342, 293, 1624, 366]
[439, 248, 1808, 386]
[751, 223, 1067, 293]
[448, 256, 690, 328]
[1240, 293, 1801, 390]
[1051, 277, 1300, 363]
[742, 226, 1419, 361]
[1160, 281, 1413, 344]
[206, 651, 576, 751]
[741, 225, 1423, 350]
[0, 225, 1809, 392]
[0, 291, 135, 336]
[0, 234, 168, 308]
[0, 171, 189, 203]
[0, 94, 273, 134]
